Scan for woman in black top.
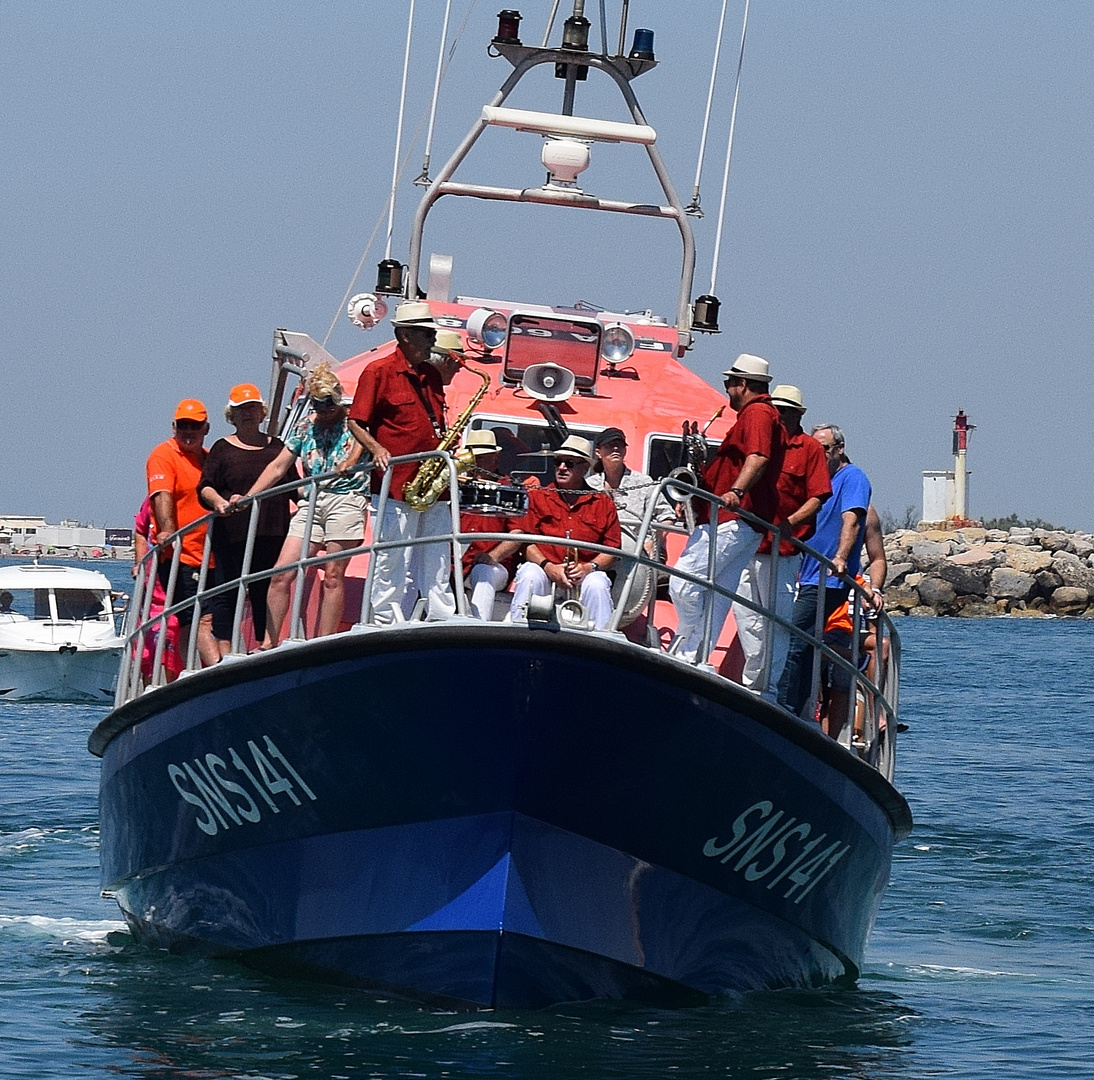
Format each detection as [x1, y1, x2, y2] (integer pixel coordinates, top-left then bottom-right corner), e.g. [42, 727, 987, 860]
[198, 383, 291, 655]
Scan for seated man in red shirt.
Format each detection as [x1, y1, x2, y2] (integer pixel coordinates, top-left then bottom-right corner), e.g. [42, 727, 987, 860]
[502, 436, 621, 630]
[669, 354, 785, 664]
[459, 428, 521, 620]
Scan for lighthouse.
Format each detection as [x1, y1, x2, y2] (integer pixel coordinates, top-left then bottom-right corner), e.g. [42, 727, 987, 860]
[921, 410, 975, 528]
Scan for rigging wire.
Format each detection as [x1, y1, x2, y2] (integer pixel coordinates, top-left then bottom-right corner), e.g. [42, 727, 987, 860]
[709, 0, 751, 297]
[598, 0, 608, 54]
[541, 0, 561, 47]
[384, 0, 417, 262]
[323, 0, 477, 346]
[685, 0, 732, 217]
[415, 0, 454, 186]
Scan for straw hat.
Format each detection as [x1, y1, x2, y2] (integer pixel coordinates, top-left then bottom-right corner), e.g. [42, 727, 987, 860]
[391, 300, 440, 329]
[552, 435, 595, 464]
[433, 329, 467, 355]
[721, 353, 772, 383]
[465, 429, 500, 455]
[770, 384, 806, 412]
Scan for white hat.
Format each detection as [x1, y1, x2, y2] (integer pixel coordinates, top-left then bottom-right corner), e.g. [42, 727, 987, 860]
[391, 300, 440, 330]
[722, 353, 772, 383]
[465, 429, 500, 455]
[770, 384, 806, 411]
[432, 329, 467, 355]
[552, 435, 595, 464]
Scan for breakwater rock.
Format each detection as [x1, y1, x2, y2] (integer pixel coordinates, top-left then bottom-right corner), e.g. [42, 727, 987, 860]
[882, 527, 1094, 618]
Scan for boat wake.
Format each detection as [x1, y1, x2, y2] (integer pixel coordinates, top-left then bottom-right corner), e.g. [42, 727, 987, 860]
[0, 824, 97, 857]
[0, 914, 127, 945]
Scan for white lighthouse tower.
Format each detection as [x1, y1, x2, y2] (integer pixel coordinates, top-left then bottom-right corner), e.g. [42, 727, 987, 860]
[921, 410, 975, 528]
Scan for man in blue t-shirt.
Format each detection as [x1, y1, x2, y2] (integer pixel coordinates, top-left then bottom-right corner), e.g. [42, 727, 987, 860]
[777, 424, 872, 719]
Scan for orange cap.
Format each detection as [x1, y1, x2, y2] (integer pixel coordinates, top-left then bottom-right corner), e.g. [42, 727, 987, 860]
[174, 399, 208, 423]
[227, 383, 264, 408]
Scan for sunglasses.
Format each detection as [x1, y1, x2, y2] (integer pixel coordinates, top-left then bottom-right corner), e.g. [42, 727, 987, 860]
[175, 420, 204, 431]
[312, 396, 340, 411]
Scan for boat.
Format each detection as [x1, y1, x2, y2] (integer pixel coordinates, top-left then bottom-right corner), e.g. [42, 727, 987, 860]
[89, 6, 911, 1007]
[0, 563, 125, 703]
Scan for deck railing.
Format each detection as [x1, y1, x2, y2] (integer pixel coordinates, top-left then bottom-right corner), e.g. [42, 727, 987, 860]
[121, 452, 900, 779]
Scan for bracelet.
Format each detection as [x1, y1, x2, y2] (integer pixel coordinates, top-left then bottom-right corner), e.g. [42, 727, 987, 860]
[539, 559, 552, 569]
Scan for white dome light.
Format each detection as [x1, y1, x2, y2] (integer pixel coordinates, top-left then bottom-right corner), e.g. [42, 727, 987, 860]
[541, 137, 591, 188]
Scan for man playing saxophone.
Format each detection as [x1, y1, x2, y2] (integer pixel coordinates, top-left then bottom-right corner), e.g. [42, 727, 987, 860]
[348, 302, 457, 623]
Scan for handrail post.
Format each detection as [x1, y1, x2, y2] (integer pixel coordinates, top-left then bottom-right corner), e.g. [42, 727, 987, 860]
[698, 513, 719, 666]
[289, 482, 320, 641]
[185, 525, 214, 672]
[846, 584, 862, 741]
[361, 466, 396, 626]
[807, 565, 827, 723]
[757, 531, 780, 697]
[232, 497, 262, 655]
[448, 454, 468, 617]
[151, 543, 181, 687]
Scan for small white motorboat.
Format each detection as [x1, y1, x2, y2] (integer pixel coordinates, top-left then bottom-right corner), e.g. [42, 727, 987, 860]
[0, 563, 125, 703]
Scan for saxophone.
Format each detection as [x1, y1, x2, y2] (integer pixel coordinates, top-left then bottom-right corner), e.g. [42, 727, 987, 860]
[402, 363, 491, 510]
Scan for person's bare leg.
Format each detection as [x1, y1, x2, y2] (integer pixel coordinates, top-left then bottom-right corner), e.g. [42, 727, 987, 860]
[196, 613, 220, 666]
[262, 536, 305, 649]
[316, 540, 354, 637]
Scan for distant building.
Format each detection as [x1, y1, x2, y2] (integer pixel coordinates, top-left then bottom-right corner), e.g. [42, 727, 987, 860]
[0, 514, 112, 552]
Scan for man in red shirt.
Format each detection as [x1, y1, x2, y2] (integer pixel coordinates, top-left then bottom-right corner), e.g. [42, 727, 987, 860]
[669, 354, 785, 664]
[502, 436, 621, 629]
[349, 301, 456, 623]
[459, 428, 522, 620]
[145, 398, 219, 668]
[734, 384, 831, 698]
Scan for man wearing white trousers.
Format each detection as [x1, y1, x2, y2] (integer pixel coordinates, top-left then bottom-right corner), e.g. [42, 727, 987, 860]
[348, 301, 457, 623]
[502, 436, 621, 630]
[669, 354, 785, 664]
[734, 384, 831, 698]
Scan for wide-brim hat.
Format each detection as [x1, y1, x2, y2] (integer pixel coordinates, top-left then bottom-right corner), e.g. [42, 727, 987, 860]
[722, 352, 772, 383]
[432, 329, 467, 355]
[465, 429, 500, 455]
[770, 384, 806, 412]
[174, 398, 208, 422]
[552, 435, 595, 464]
[227, 383, 264, 409]
[391, 300, 440, 330]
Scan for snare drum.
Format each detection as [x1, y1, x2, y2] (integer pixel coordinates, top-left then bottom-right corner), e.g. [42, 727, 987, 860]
[459, 479, 529, 517]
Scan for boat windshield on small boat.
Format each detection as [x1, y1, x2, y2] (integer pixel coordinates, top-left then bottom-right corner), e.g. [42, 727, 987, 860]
[0, 563, 125, 703]
[90, 5, 911, 1008]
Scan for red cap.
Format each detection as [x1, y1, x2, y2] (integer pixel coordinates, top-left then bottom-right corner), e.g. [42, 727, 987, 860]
[174, 399, 208, 423]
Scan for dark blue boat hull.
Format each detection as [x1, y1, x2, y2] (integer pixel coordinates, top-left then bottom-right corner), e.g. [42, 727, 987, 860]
[92, 624, 911, 1007]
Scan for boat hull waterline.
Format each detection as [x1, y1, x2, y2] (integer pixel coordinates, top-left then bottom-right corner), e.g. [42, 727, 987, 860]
[93, 625, 910, 1006]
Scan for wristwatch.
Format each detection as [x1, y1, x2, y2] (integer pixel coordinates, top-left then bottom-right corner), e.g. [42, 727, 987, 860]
[729, 487, 745, 498]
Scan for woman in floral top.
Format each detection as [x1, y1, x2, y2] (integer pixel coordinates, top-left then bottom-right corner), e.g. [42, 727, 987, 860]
[242, 363, 365, 647]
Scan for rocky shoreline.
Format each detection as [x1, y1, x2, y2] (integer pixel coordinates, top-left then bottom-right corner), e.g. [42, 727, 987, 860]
[883, 527, 1094, 617]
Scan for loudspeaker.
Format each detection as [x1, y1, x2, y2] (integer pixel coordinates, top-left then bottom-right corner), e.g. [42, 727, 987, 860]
[522, 363, 576, 402]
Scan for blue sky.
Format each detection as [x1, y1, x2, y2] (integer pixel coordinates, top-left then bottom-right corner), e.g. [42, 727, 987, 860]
[2, 2, 1092, 529]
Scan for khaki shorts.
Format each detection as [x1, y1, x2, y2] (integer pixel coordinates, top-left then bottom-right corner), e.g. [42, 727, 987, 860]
[287, 490, 367, 544]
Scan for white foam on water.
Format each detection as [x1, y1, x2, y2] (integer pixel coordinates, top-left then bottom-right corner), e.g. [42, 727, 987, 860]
[0, 914, 127, 943]
[908, 962, 1025, 979]
[399, 1021, 519, 1035]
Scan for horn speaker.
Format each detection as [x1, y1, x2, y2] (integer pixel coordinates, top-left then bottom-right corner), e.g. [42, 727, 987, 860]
[522, 363, 576, 402]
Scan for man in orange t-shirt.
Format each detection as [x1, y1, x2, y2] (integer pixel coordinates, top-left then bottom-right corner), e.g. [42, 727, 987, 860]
[146, 399, 219, 667]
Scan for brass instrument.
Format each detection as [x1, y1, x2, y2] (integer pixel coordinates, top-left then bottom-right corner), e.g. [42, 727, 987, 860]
[402, 363, 492, 511]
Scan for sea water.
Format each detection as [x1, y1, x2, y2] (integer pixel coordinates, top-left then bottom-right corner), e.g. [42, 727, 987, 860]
[2, 560, 1092, 1079]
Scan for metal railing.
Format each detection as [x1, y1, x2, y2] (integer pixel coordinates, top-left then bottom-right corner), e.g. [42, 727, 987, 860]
[119, 453, 900, 779]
